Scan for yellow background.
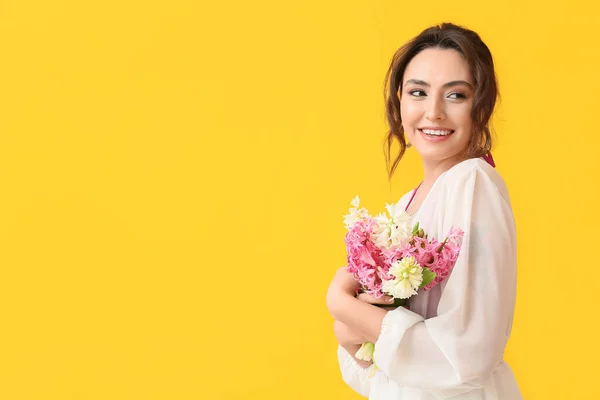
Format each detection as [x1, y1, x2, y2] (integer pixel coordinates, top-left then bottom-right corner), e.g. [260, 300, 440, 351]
[0, 0, 598, 399]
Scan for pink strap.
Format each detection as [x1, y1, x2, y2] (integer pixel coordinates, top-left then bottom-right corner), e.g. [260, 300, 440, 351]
[405, 152, 496, 212]
[482, 151, 496, 168]
[405, 181, 422, 212]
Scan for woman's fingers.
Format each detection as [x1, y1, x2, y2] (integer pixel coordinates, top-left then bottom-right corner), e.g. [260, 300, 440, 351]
[356, 292, 395, 305]
[356, 293, 410, 311]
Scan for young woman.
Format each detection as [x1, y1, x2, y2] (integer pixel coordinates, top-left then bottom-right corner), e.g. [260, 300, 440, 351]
[326, 23, 523, 399]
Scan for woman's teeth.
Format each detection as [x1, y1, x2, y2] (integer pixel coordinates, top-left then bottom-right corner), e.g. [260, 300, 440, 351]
[420, 129, 453, 136]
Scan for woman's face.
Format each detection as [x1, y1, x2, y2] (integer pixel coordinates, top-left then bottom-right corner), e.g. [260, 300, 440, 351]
[400, 48, 474, 164]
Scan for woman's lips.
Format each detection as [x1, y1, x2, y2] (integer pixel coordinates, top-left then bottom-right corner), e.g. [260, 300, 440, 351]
[418, 128, 455, 142]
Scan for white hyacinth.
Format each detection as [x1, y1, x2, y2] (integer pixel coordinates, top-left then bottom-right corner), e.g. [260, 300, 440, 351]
[371, 201, 413, 250]
[343, 195, 370, 230]
[382, 256, 424, 299]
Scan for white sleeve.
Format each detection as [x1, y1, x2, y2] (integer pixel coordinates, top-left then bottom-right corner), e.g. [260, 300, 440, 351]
[372, 164, 518, 398]
[336, 345, 372, 398]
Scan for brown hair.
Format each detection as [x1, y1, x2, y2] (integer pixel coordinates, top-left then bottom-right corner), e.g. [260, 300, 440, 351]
[383, 22, 499, 180]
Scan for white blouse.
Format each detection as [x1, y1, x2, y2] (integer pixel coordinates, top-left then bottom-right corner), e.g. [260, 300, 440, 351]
[337, 158, 523, 399]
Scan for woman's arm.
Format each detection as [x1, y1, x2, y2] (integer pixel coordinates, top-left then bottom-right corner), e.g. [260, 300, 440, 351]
[328, 292, 388, 344]
[333, 320, 372, 368]
[327, 268, 374, 397]
[329, 289, 400, 397]
[326, 267, 389, 343]
[332, 294, 400, 365]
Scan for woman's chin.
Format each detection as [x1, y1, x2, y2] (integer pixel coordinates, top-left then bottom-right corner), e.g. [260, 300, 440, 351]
[413, 145, 465, 163]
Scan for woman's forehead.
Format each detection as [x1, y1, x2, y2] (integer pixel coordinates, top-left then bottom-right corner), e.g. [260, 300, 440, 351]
[403, 48, 472, 86]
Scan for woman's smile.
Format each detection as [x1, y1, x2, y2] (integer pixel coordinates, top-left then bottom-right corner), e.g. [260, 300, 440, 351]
[418, 127, 455, 142]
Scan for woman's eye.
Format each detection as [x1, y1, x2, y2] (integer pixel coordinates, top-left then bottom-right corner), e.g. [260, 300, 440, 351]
[447, 92, 466, 100]
[409, 89, 426, 97]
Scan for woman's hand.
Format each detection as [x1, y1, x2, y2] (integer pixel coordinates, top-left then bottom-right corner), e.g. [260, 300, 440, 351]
[356, 292, 409, 311]
[356, 292, 398, 311]
[326, 267, 361, 315]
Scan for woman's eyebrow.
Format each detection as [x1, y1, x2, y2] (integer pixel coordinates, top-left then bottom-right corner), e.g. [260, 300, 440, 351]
[404, 79, 473, 89]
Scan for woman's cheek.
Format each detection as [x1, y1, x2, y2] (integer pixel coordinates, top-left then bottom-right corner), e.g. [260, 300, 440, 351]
[402, 101, 421, 119]
[401, 103, 422, 134]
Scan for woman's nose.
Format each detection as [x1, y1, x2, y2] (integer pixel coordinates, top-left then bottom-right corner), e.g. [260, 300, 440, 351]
[425, 97, 446, 121]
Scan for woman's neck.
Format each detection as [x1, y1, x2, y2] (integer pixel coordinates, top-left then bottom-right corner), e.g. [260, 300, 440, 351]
[421, 155, 465, 187]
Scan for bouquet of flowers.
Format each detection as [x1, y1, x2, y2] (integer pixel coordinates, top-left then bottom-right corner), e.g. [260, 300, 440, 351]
[343, 195, 464, 374]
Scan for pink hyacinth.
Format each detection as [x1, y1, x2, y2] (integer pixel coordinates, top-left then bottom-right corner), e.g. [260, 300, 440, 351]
[344, 217, 391, 298]
[382, 228, 464, 291]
